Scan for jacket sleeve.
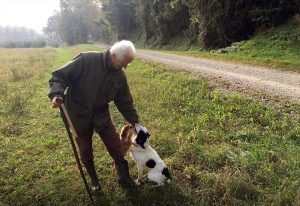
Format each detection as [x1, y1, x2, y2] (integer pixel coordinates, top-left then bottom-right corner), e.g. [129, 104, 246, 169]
[47, 53, 84, 100]
[114, 74, 139, 124]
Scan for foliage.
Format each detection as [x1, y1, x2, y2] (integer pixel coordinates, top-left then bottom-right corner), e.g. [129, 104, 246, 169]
[100, 0, 137, 42]
[96, 0, 299, 49]
[180, 0, 299, 49]
[43, 14, 61, 47]
[166, 20, 300, 71]
[134, 0, 158, 42]
[44, 0, 299, 48]
[153, 0, 189, 45]
[43, 0, 101, 45]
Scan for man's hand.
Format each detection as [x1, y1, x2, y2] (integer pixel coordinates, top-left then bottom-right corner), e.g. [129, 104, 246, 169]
[134, 123, 149, 136]
[51, 96, 63, 108]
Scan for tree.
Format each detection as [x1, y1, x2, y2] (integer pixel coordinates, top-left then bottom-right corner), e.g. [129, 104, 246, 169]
[45, 0, 300, 48]
[101, 0, 137, 41]
[152, 0, 189, 45]
[44, 0, 101, 45]
[181, 0, 299, 49]
[43, 14, 60, 46]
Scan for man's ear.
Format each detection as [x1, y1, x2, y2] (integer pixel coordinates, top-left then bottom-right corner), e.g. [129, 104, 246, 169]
[110, 53, 119, 68]
[111, 53, 117, 62]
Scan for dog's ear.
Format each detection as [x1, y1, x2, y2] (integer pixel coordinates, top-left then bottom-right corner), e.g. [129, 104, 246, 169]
[136, 130, 148, 149]
[120, 125, 131, 140]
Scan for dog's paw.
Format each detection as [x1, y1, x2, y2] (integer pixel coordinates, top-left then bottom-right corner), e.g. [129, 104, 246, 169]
[134, 180, 140, 185]
[149, 184, 162, 188]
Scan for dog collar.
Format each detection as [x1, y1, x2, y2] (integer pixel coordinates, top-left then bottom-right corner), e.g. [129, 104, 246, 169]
[132, 143, 139, 147]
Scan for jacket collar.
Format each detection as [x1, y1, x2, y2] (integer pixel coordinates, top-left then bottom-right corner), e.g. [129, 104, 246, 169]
[103, 49, 119, 72]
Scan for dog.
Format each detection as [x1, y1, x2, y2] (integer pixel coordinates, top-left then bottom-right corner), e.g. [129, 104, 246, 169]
[120, 125, 171, 186]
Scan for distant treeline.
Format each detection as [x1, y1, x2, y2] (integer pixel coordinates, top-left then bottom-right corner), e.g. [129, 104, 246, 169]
[0, 26, 47, 48]
[0, 41, 46, 48]
[44, 0, 300, 49]
[0, 26, 41, 41]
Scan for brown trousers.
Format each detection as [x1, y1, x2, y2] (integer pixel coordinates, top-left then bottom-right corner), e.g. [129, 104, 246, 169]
[75, 119, 123, 164]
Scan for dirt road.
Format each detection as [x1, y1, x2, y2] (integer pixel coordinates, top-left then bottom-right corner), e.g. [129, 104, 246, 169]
[136, 50, 300, 103]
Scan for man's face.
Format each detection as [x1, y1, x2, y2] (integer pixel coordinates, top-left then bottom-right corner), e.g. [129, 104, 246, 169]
[112, 53, 134, 70]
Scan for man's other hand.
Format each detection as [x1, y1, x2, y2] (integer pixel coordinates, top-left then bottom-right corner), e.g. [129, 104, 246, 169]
[51, 96, 62, 108]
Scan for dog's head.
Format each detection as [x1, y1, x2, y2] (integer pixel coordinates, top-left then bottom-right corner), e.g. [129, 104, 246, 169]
[133, 130, 150, 149]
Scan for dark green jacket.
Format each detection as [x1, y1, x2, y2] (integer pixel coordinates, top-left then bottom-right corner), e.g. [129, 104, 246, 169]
[48, 50, 139, 132]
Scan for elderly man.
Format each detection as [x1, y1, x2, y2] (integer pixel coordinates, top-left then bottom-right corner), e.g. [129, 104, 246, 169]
[48, 40, 147, 190]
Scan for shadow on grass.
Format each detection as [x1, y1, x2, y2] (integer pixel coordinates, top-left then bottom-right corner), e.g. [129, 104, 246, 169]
[91, 182, 190, 206]
[121, 183, 190, 206]
[93, 190, 110, 205]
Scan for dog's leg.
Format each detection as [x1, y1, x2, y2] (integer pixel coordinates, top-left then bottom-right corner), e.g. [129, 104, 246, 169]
[150, 183, 164, 188]
[135, 164, 144, 185]
[149, 180, 164, 188]
[147, 172, 166, 187]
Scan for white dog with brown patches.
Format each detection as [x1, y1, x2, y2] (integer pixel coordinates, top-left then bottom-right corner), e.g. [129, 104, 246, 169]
[120, 124, 171, 186]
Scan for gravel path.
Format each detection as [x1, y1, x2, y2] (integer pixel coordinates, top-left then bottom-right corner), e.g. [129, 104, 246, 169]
[136, 50, 300, 103]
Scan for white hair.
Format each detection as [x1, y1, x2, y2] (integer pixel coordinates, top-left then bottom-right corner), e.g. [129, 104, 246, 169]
[110, 40, 136, 61]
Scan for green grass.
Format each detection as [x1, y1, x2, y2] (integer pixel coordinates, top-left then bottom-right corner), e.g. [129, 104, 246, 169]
[148, 20, 300, 71]
[1, 45, 300, 205]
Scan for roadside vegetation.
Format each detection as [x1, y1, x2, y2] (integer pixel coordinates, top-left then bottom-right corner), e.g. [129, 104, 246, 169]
[1, 45, 300, 205]
[147, 19, 300, 72]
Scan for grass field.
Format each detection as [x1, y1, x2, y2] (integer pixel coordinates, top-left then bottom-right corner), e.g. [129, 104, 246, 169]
[1, 45, 300, 206]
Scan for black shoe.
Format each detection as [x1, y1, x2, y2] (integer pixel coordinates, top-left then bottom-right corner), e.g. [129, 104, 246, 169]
[91, 184, 101, 191]
[115, 159, 136, 187]
[84, 160, 100, 191]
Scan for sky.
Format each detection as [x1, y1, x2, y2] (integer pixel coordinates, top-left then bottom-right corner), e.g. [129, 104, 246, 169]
[0, 0, 60, 33]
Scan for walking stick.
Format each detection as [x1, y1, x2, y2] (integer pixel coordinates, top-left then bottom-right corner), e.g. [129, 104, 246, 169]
[56, 97, 95, 206]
